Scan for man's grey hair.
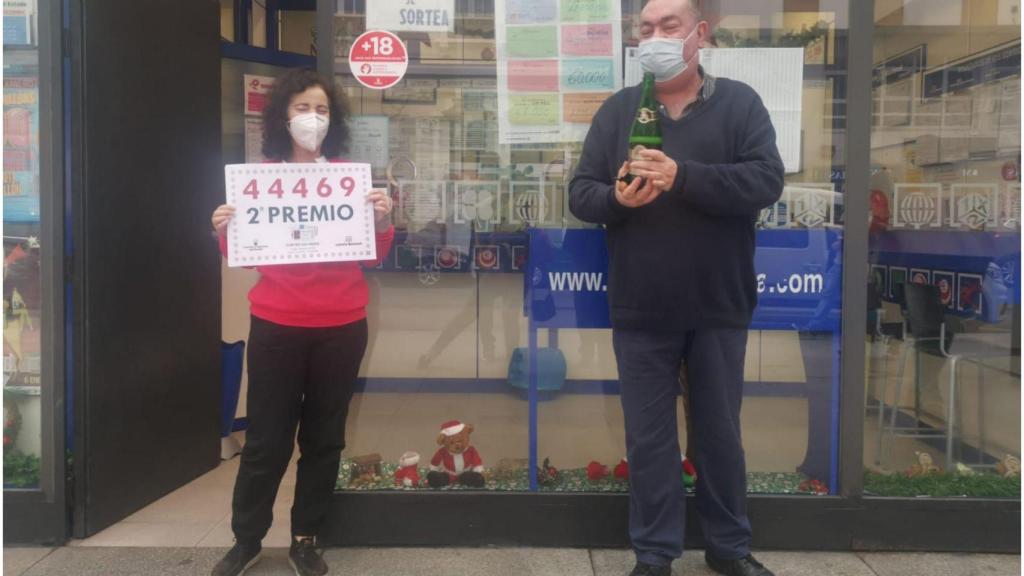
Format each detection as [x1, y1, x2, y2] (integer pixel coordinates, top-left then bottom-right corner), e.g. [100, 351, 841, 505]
[643, 0, 702, 20]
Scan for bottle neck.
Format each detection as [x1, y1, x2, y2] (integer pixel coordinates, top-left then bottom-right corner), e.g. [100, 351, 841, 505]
[639, 72, 659, 111]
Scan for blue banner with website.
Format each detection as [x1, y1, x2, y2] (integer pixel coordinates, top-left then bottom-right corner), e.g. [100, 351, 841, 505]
[527, 227, 843, 332]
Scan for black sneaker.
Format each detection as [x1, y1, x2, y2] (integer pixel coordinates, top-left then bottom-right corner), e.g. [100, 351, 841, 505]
[705, 552, 775, 576]
[211, 540, 261, 576]
[629, 561, 672, 576]
[289, 536, 328, 576]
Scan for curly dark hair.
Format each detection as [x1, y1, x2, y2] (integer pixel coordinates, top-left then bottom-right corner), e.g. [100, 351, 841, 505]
[262, 68, 350, 161]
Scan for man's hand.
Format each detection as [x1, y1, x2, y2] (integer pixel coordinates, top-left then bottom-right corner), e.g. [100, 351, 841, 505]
[615, 162, 662, 208]
[626, 149, 679, 193]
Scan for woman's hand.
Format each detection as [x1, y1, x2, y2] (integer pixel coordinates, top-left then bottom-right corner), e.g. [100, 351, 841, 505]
[211, 204, 235, 236]
[367, 189, 393, 230]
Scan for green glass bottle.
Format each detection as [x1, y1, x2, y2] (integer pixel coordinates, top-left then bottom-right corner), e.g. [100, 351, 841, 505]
[623, 72, 662, 186]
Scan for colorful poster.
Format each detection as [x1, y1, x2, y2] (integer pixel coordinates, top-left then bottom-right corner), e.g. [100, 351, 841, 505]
[507, 27, 558, 58]
[957, 273, 984, 314]
[508, 60, 560, 92]
[3, 0, 32, 46]
[560, 24, 612, 57]
[933, 271, 956, 310]
[561, 58, 615, 91]
[496, 0, 622, 144]
[559, 0, 610, 22]
[563, 93, 612, 124]
[243, 74, 275, 116]
[3, 66, 39, 222]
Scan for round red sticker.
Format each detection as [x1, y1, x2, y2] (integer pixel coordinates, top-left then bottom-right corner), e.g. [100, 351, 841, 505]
[349, 30, 408, 90]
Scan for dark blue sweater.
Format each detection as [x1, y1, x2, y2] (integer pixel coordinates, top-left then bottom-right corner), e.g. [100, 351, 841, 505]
[568, 78, 785, 331]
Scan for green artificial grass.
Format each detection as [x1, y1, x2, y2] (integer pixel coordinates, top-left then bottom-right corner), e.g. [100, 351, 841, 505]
[3, 450, 40, 488]
[864, 471, 1021, 498]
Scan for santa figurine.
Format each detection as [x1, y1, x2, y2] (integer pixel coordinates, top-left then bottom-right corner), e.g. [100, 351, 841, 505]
[394, 451, 421, 488]
[427, 420, 486, 488]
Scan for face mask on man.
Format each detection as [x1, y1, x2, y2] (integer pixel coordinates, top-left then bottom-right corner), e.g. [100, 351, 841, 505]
[638, 24, 700, 83]
[288, 112, 329, 152]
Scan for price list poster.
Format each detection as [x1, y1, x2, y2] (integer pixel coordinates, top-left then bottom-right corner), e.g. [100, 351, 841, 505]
[496, 0, 623, 144]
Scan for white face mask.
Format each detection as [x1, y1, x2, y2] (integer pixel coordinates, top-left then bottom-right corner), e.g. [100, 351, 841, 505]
[288, 112, 329, 152]
[638, 25, 699, 83]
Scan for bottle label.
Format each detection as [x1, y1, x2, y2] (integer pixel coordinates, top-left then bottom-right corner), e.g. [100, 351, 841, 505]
[635, 107, 657, 124]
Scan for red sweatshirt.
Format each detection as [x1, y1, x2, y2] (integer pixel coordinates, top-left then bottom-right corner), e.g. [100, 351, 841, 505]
[219, 229, 393, 327]
[219, 159, 395, 328]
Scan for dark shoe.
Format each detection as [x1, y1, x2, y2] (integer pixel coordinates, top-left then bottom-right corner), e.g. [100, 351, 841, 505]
[705, 552, 775, 576]
[289, 537, 328, 576]
[629, 561, 672, 576]
[211, 540, 261, 576]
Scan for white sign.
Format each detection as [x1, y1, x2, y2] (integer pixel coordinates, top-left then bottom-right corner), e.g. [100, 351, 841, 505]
[349, 116, 390, 170]
[700, 47, 805, 173]
[365, 0, 455, 33]
[624, 46, 642, 88]
[225, 163, 376, 267]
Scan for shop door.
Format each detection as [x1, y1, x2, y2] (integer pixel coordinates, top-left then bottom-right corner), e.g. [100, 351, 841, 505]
[70, 0, 223, 537]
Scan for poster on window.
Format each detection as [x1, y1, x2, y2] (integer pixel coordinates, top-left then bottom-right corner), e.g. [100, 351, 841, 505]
[495, 0, 623, 144]
[3, 0, 33, 46]
[244, 74, 275, 116]
[3, 66, 39, 222]
[700, 48, 804, 173]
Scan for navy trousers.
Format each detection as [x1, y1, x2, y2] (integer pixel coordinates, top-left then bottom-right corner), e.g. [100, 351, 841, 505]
[613, 328, 752, 566]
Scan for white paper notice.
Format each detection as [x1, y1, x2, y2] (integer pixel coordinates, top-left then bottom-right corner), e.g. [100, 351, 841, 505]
[700, 47, 805, 173]
[998, 78, 1021, 155]
[348, 116, 390, 171]
[624, 46, 642, 87]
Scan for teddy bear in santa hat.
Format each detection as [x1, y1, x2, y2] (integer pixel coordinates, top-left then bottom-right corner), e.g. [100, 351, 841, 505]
[394, 451, 421, 488]
[427, 420, 486, 488]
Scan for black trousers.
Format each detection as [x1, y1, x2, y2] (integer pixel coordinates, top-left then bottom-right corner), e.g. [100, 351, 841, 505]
[231, 315, 368, 542]
[613, 328, 752, 566]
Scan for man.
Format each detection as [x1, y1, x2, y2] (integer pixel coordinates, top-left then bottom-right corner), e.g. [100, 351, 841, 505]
[568, 1, 784, 575]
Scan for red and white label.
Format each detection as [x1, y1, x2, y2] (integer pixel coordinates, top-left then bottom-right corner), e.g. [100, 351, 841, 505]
[349, 30, 408, 90]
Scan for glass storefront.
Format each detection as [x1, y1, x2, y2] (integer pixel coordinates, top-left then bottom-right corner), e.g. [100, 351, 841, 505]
[4, 15, 44, 490]
[324, 0, 854, 495]
[864, 0, 1021, 497]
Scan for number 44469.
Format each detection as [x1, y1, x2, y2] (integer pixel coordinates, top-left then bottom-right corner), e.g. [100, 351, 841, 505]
[241, 176, 357, 200]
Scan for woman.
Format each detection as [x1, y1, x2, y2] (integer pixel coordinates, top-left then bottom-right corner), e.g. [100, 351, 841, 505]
[210, 68, 393, 576]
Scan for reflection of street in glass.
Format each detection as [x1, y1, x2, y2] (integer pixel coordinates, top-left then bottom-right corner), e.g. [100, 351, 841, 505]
[418, 282, 521, 369]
